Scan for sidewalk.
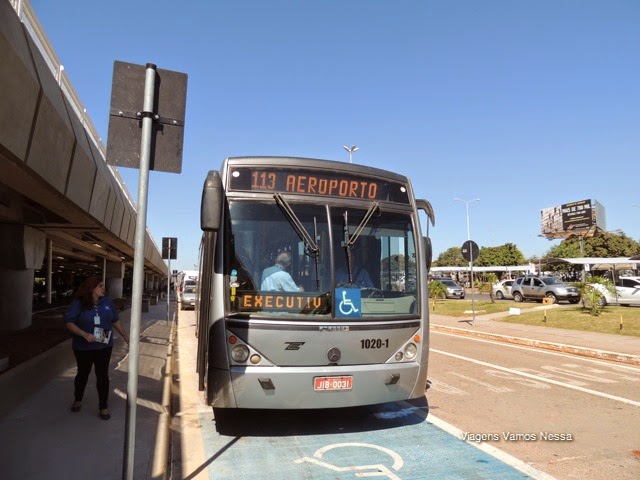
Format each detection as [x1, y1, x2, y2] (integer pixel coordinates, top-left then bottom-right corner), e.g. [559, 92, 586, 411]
[430, 304, 640, 366]
[0, 300, 176, 480]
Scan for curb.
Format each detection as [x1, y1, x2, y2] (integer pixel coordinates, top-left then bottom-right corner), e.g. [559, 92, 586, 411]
[152, 319, 177, 480]
[431, 324, 640, 366]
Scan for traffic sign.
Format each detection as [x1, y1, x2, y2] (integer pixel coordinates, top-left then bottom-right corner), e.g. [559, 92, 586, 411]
[461, 240, 479, 262]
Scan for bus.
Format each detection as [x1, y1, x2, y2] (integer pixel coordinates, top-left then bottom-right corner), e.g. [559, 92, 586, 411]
[196, 156, 435, 410]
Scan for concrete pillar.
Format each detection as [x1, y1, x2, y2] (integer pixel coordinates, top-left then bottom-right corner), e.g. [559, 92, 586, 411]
[0, 225, 45, 330]
[0, 268, 35, 331]
[105, 260, 125, 299]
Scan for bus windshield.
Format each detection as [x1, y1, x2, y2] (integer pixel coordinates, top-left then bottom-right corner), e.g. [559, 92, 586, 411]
[227, 199, 418, 318]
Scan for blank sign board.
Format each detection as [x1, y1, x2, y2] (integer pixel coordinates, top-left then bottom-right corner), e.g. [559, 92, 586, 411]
[106, 61, 187, 173]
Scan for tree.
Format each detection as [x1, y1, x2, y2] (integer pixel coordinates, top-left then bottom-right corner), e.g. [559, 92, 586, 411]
[544, 231, 640, 259]
[475, 243, 527, 266]
[433, 247, 467, 267]
[480, 272, 499, 302]
[428, 280, 449, 307]
[575, 276, 616, 316]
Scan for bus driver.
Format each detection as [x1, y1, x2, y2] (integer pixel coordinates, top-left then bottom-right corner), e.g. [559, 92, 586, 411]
[261, 251, 304, 292]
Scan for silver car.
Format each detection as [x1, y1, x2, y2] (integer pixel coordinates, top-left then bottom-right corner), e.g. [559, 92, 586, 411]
[512, 275, 581, 304]
[591, 277, 640, 306]
[180, 285, 197, 310]
[439, 279, 465, 299]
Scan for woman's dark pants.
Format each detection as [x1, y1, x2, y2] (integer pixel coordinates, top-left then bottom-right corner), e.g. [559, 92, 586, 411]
[73, 347, 113, 409]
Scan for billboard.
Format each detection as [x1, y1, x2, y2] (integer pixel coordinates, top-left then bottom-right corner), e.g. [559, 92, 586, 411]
[540, 199, 606, 239]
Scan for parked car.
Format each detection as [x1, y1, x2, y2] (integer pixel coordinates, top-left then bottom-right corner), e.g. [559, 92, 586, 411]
[434, 278, 465, 299]
[511, 275, 580, 304]
[590, 277, 640, 306]
[491, 280, 514, 300]
[180, 285, 197, 310]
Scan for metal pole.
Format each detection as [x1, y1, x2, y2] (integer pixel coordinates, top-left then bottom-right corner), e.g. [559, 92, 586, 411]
[167, 257, 171, 324]
[46, 239, 52, 304]
[455, 198, 479, 326]
[465, 203, 476, 325]
[465, 203, 471, 241]
[123, 63, 156, 480]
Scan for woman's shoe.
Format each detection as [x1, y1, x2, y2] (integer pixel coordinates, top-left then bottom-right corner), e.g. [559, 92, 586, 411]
[99, 408, 111, 420]
[70, 401, 82, 413]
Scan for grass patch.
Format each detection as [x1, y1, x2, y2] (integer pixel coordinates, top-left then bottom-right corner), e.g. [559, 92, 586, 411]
[429, 299, 538, 317]
[495, 305, 640, 337]
[429, 299, 640, 337]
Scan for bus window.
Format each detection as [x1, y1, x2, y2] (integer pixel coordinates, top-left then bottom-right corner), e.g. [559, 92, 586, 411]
[228, 200, 331, 316]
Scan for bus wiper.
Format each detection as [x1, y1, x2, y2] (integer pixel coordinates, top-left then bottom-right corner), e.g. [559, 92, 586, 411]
[274, 193, 319, 257]
[347, 202, 379, 247]
[342, 202, 379, 284]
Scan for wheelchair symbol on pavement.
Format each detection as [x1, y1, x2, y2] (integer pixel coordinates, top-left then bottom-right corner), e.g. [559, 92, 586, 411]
[295, 442, 404, 479]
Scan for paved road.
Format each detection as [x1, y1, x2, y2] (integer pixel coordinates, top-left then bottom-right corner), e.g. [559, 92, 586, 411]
[429, 329, 640, 480]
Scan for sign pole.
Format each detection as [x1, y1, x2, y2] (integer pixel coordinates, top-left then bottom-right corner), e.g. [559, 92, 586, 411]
[470, 255, 475, 326]
[123, 63, 157, 480]
[167, 257, 171, 324]
[461, 239, 479, 327]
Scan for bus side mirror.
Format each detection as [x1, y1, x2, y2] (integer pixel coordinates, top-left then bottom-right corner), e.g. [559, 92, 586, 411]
[201, 170, 223, 232]
[424, 236, 432, 273]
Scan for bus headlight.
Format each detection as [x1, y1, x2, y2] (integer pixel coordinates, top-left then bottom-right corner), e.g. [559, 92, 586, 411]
[404, 343, 417, 360]
[231, 344, 250, 363]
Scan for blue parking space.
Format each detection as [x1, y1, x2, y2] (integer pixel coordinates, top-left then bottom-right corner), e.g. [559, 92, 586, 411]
[198, 402, 535, 479]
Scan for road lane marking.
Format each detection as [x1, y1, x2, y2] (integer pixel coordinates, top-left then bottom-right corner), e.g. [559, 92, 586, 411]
[449, 372, 513, 393]
[431, 349, 640, 407]
[483, 369, 551, 389]
[539, 365, 617, 383]
[427, 378, 470, 395]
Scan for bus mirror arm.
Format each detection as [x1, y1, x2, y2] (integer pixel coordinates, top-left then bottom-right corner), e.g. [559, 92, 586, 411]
[416, 199, 435, 272]
[415, 199, 435, 230]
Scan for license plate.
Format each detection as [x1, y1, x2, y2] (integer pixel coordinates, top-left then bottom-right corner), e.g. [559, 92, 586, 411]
[314, 376, 353, 391]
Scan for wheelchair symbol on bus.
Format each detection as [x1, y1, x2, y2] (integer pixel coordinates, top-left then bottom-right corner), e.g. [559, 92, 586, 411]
[295, 442, 404, 479]
[336, 288, 361, 318]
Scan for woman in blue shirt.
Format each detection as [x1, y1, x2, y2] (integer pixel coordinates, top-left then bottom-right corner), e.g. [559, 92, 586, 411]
[65, 276, 129, 420]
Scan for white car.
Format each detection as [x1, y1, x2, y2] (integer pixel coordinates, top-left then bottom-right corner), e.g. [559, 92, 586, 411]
[591, 278, 640, 306]
[491, 280, 514, 300]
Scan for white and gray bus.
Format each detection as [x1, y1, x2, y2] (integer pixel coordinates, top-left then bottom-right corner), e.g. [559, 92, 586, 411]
[196, 156, 435, 409]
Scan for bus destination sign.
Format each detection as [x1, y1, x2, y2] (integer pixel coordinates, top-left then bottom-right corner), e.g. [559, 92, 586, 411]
[236, 292, 331, 314]
[228, 167, 410, 204]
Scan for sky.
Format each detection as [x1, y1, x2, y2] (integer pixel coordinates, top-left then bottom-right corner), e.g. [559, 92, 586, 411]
[29, 0, 640, 272]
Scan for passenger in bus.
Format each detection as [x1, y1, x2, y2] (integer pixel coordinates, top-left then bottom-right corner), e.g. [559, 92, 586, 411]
[261, 251, 304, 292]
[336, 249, 374, 288]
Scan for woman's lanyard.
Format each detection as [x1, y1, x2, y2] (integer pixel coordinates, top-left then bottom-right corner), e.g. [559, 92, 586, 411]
[94, 304, 101, 326]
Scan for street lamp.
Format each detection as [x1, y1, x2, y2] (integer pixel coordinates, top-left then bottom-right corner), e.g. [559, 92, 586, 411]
[342, 145, 359, 164]
[454, 197, 480, 324]
[454, 197, 480, 240]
